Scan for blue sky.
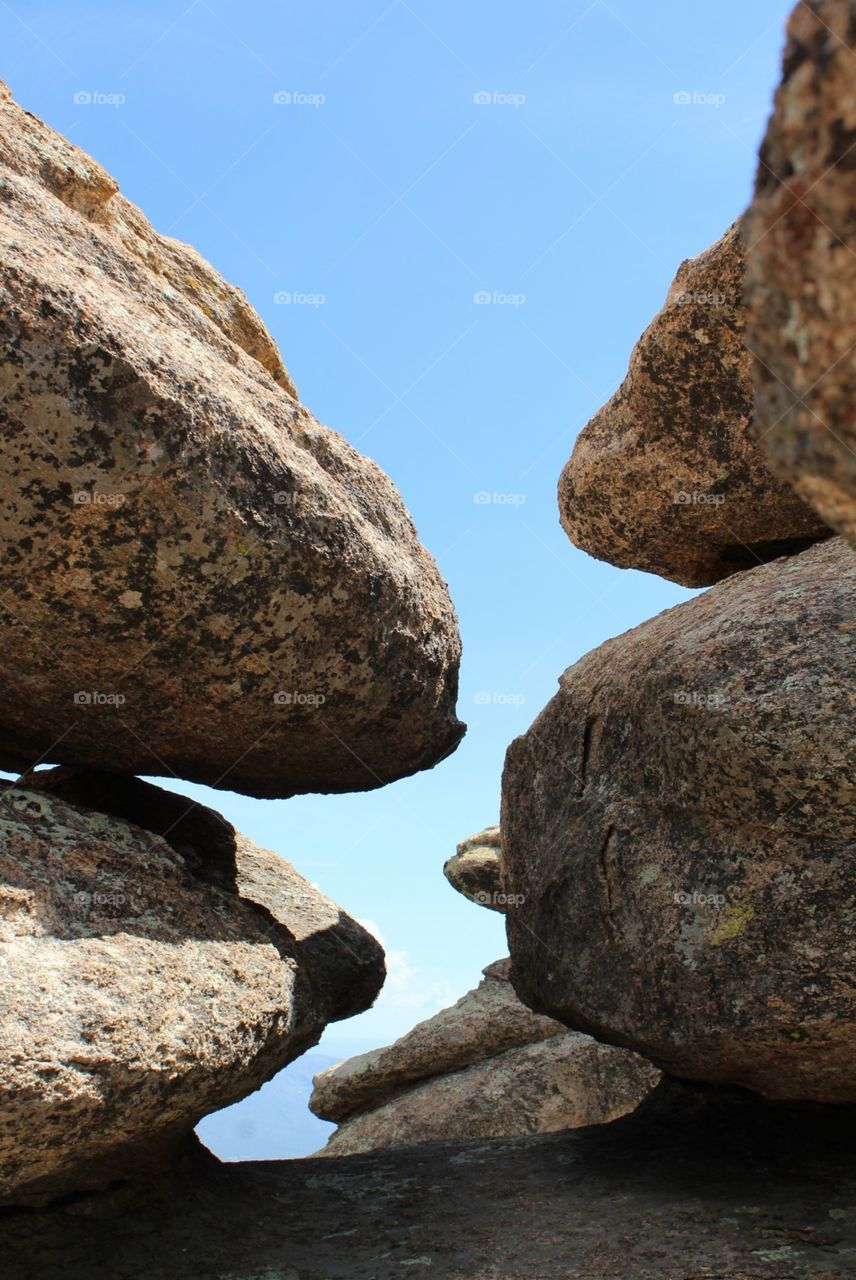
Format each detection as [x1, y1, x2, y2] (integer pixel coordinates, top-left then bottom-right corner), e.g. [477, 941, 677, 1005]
[2, 0, 792, 1152]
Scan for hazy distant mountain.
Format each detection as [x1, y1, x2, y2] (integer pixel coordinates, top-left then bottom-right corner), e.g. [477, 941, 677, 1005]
[196, 1053, 342, 1161]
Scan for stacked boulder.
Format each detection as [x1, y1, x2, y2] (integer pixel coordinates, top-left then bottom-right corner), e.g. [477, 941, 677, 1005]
[310, 957, 659, 1155]
[0, 78, 462, 794]
[744, 0, 856, 547]
[0, 85, 463, 1204]
[505, 0, 856, 1104]
[442, 823, 505, 910]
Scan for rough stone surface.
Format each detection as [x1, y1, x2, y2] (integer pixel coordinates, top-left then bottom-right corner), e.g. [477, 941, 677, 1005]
[0, 82, 463, 797]
[503, 537, 856, 1102]
[744, 0, 856, 547]
[442, 824, 505, 910]
[559, 223, 828, 586]
[314, 1030, 658, 1157]
[4, 1082, 856, 1279]
[311, 958, 561, 1124]
[0, 773, 384, 1205]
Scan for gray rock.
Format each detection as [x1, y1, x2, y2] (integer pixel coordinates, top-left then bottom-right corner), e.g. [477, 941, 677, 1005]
[6, 1082, 856, 1279]
[502, 537, 856, 1101]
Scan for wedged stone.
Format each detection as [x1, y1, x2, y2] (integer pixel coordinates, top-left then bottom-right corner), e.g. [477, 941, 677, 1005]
[442, 824, 505, 910]
[0, 771, 384, 1205]
[311, 958, 563, 1125]
[744, 0, 856, 547]
[0, 81, 463, 797]
[502, 537, 856, 1102]
[311, 958, 658, 1155]
[559, 223, 828, 586]
[313, 1031, 658, 1157]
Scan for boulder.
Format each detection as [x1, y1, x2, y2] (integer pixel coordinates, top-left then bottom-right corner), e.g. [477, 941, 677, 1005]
[311, 958, 658, 1155]
[558, 224, 828, 586]
[502, 537, 856, 1102]
[442, 824, 505, 910]
[0, 82, 463, 797]
[0, 771, 384, 1205]
[311, 958, 563, 1124]
[313, 1031, 659, 1157]
[744, 0, 856, 546]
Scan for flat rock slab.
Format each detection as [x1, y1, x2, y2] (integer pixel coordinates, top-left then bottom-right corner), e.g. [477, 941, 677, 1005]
[311, 958, 561, 1124]
[315, 1030, 659, 1157]
[0, 81, 463, 797]
[2, 1084, 856, 1279]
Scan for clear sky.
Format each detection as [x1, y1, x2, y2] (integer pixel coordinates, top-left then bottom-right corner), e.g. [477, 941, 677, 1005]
[2, 0, 793, 1150]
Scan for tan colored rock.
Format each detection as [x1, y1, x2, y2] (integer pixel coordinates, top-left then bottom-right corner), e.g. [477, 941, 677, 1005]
[0, 771, 384, 1205]
[503, 537, 856, 1102]
[313, 1031, 659, 1157]
[0, 82, 463, 797]
[559, 224, 828, 586]
[311, 958, 560, 1123]
[443, 824, 505, 911]
[744, 0, 856, 546]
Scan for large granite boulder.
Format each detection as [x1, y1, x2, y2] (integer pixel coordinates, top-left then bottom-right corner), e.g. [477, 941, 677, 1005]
[310, 958, 658, 1155]
[502, 537, 856, 1102]
[559, 224, 828, 586]
[0, 771, 384, 1205]
[442, 824, 505, 911]
[744, 0, 856, 546]
[0, 82, 463, 797]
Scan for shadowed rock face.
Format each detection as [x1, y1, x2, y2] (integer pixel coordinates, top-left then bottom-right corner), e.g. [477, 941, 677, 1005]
[3, 1082, 856, 1279]
[0, 81, 463, 798]
[502, 537, 856, 1102]
[744, 0, 856, 547]
[442, 824, 505, 911]
[0, 772, 384, 1206]
[559, 223, 828, 586]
